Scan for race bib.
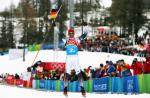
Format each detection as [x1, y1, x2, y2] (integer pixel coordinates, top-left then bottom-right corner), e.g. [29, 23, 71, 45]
[66, 45, 78, 55]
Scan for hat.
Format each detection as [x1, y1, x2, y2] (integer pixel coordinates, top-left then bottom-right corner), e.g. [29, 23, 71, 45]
[68, 28, 74, 33]
[109, 61, 113, 65]
[100, 64, 103, 67]
[120, 59, 124, 62]
[106, 60, 109, 64]
[133, 58, 137, 62]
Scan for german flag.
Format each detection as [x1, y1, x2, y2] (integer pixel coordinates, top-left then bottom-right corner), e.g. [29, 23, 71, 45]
[48, 9, 58, 19]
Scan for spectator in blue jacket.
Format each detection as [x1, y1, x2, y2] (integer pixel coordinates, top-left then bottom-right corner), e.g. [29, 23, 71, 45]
[107, 61, 116, 77]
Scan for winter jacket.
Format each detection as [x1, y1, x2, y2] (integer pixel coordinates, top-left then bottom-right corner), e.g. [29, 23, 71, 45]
[131, 61, 143, 75]
[144, 58, 150, 74]
[116, 63, 132, 77]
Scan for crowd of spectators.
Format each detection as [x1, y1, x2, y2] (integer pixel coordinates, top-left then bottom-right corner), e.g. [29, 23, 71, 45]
[0, 73, 18, 83]
[80, 31, 150, 57]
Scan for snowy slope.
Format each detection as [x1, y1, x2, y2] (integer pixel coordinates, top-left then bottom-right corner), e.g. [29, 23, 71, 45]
[0, 50, 145, 74]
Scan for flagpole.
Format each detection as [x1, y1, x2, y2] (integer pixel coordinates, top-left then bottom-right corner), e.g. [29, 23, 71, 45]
[69, 0, 74, 28]
[49, 0, 62, 62]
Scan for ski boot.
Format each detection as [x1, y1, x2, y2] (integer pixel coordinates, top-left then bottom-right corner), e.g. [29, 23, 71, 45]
[63, 87, 68, 97]
[81, 86, 86, 97]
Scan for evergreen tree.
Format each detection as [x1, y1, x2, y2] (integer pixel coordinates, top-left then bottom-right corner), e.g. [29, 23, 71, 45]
[110, 0, 145, 37]
[0, 10, 15, 50]
[18, 0, 37, 46]
[0, 20, 8, 51]
[7, 21, 15, 48]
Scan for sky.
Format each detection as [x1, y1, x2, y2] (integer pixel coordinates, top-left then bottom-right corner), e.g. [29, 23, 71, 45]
[0, 0, 112, 12]
[101, 0, 112, 7]
[0, 0, 20, 12]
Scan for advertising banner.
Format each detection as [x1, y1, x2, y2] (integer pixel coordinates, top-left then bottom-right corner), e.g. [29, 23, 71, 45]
[93, 77, 109, 92]
[42, 62, 66, 72]
[111, 77, 123, 93]
[123, 76, 139, 93]
[9, 49, 28, 60]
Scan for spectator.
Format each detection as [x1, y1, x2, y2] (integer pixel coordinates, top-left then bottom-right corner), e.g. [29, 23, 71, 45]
[99, 64, 105, 78]
[15, 73, 20, 79]
[143, 53, 150, 74]
[85, 66, 92, 79]
[103, 61, 109, 76]
[116, 60, 132, 77]
[95, 68, 101, 78]
[130, 58, 143, 75]
[70, 70, 78, 82]
[107, 61, 116, 77]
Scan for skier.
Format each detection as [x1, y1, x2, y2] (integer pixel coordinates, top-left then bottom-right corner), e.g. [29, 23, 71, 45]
[63, 28, 86, 97]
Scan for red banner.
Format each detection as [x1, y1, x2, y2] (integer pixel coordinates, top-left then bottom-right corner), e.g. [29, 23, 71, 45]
[41, 62, 66, 72]
[16, 79, 23, 86]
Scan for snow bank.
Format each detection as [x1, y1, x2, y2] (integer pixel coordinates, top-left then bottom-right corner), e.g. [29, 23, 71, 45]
[0, 50, 145, 74]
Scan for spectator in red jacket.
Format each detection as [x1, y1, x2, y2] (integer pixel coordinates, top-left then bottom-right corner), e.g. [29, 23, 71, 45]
[144, 53, 150, 74]
[131, 58, 143, 75]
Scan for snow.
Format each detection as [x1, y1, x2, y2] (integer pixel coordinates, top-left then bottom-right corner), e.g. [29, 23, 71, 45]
[0, 85, 149, 98]
[0, 50, 149, 98]
[0, 50, 145, 74]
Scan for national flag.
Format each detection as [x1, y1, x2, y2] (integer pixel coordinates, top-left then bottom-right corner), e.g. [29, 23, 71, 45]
[48, 9, 58, 19]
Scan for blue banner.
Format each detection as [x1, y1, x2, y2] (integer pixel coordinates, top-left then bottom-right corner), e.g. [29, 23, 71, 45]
[111, 77, 123, 93]
[60, 80, 64, 91]
[45, 80, 51, 90]
[51, 80, 56, 91]
[69, 82, 74, 92]
[68, 81, 81, 92]
[123, 76, 139, 93]
[39, 80, 45, 89]
[93, 77, 109, 92]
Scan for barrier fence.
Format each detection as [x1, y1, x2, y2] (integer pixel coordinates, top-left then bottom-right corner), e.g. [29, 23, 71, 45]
[5, 74, 150, 94]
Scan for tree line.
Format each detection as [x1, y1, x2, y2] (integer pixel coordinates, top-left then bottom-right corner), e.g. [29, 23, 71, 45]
[0, 0, 149, 52]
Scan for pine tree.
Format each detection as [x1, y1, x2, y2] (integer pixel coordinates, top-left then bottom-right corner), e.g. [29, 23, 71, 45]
[0, 20, 8, 51]
[18, 0, 37, 46]
[7, 21, 15, 48]
[110, 0, 145, 37]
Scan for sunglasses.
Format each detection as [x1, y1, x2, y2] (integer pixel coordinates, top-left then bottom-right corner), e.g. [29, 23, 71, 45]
[69, 33, 74, 34]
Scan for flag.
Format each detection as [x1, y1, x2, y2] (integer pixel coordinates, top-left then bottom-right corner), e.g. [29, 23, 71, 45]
[48, 0, 62, 20]
[48, 11, 58, 19]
